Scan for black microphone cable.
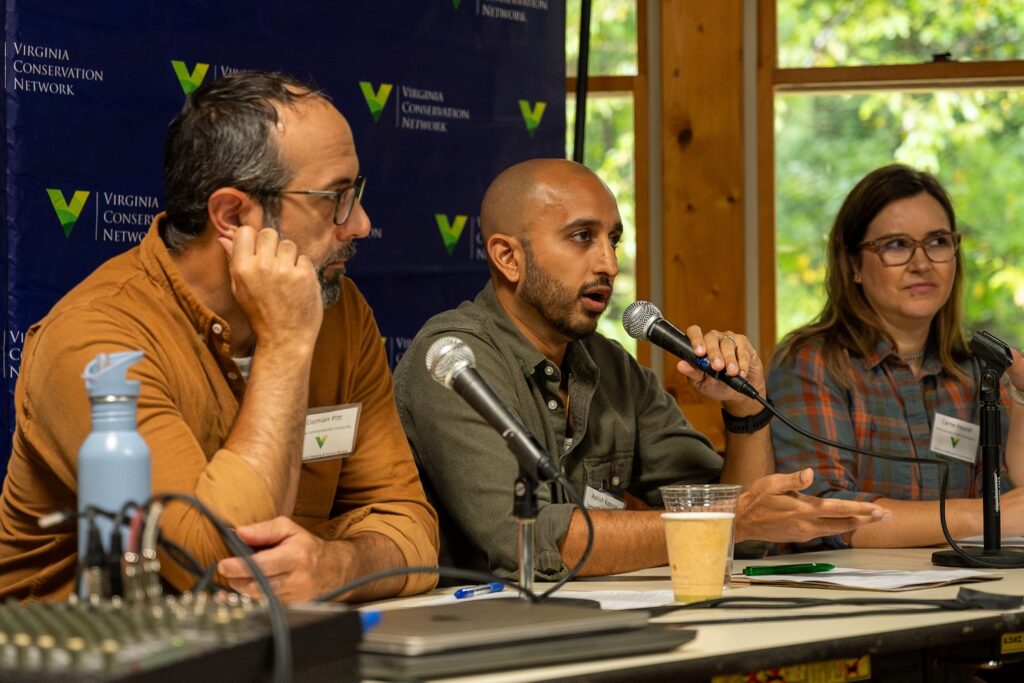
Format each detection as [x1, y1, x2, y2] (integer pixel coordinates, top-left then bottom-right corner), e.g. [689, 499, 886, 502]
[147, 492, 293, 683]
[750, 394, 1004, 568]
[424, 336, 596, 600]
[311, 496, 592, 606]
[622, 300, 1007, 569]
[42, 497, 293, 683]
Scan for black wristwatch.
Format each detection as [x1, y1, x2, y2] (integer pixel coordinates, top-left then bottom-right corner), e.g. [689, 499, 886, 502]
[721, 398, 774, 434]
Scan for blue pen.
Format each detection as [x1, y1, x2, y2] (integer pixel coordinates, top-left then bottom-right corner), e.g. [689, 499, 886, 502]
[454, 581, 504, 599]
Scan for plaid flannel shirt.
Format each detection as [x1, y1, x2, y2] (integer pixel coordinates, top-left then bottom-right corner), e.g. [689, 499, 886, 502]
[767, 337, 1012, 550]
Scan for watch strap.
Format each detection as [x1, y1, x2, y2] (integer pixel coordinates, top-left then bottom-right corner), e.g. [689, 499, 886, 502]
[721, 398, 774, 434]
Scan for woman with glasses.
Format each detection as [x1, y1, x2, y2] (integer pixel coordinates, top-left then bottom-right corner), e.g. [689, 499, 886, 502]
[767, 164, 1024, 550]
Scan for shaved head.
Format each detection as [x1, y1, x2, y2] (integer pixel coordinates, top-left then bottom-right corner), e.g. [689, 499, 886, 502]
[479, 158, 622, 348]
[480, 158, 606, 243]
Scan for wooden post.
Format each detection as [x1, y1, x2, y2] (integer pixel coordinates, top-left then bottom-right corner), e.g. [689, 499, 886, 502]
[660, 0, 746, 449]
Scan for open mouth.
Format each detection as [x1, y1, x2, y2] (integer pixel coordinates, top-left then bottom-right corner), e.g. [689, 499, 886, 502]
[580, 287, 612, 312]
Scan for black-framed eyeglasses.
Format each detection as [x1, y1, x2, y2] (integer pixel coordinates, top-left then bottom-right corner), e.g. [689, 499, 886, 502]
[857, 231, 961, 267]
[279, 175, 366, 225]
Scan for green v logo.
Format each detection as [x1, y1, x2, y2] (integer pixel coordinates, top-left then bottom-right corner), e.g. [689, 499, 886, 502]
[435, 214, 468, 256]
[315, 435, 328, 449]
[452, 0, 463, 7]
[359, 82, 394, 123]
[518, 100, 547, 138]
[951, 436, 960, 448]
[171, 60, 210, 95]
[46, 189, 90, 237]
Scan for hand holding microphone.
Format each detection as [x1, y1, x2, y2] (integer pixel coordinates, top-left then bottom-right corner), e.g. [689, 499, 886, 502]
[622, 301, 766, 410]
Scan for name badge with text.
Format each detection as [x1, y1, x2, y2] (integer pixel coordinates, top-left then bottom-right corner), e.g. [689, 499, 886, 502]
[584, 485, 626, 510]
[302, 403, 361, 463]
[930, 412, 980, 465]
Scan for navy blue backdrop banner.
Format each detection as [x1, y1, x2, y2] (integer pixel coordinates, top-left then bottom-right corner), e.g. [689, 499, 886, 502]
[2, 1, 565, 475]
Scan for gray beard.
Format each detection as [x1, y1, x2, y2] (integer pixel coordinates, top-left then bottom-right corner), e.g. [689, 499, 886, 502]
[317, 241, 356, 308]
[263, 211, 355, 309]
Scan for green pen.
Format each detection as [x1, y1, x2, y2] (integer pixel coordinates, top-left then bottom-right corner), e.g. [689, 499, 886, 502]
[742, 562, 836, 576]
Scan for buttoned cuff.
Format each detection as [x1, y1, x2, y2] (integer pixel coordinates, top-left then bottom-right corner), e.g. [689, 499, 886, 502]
[314, 504, 440, 597]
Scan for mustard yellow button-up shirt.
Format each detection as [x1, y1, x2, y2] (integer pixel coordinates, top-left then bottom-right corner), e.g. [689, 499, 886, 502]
[0, 216, 438, 600]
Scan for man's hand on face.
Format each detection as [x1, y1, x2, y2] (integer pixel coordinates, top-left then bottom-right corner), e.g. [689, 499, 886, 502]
[733, 468, 891, 543]
[219, 225, 323, 353]
[674, 326, 765, 417]
[217, 516, 349, 602]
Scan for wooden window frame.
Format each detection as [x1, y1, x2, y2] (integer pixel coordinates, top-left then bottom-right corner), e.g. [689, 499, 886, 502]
[757, 1, 1024, 356]
[567, 1, 651, 365]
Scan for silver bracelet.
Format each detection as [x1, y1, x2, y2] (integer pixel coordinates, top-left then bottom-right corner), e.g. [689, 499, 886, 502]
[1011, 384, 1024, 406]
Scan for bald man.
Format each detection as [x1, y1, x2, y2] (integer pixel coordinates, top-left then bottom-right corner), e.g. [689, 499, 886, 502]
[394, 159, 888, 580]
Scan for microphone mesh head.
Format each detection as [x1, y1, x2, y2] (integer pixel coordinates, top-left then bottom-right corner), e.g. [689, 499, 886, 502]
[622, 301, 662, 340]
[425, 336, 475, 389]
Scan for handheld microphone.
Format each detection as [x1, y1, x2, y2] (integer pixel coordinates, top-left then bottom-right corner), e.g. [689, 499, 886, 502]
[425, 336, 560, 483]
[621, 301, 760, 400]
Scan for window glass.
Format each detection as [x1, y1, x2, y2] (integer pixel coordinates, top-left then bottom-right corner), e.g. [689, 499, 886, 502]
[566, 0, 638, 77]
[775, 89, 1024, 344]
[778, 0, 1024, 68]
[568, 92, 637, 353]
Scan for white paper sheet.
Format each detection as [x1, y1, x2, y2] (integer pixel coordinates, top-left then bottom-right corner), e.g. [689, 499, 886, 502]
[732, 567, 1000, 591]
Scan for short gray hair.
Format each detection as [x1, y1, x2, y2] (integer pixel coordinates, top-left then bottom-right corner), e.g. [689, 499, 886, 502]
[161, 70, 326, 251]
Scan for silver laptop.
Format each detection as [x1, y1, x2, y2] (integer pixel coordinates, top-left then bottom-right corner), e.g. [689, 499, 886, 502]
[360, 599, 650, 656]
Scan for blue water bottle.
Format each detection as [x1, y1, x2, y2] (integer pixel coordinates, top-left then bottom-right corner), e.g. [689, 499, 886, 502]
[77, 351, 151, 598]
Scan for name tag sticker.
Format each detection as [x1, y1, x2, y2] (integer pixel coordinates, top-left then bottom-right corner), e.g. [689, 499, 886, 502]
[930, 412, 980, 464]
[584, 485, 626, 510]
[302, 403, 361, 463]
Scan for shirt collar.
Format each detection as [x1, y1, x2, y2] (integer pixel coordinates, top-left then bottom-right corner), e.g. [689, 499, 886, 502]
[866, 337, 942, 376]
[139, 213, 232, 347]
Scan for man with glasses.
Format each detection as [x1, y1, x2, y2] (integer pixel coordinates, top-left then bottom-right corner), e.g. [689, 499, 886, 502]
[769, 163, 1024, 551]
[0, 71, 439, 602]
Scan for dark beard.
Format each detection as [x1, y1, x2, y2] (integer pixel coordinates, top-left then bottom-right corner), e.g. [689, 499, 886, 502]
[318, 241, 356, 308]
[520, 241, 609, 340]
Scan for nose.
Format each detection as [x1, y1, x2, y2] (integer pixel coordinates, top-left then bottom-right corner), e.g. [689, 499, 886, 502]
[595, 238, 619, 278]
[336, 200, 371, 241]
[906, 243, 932, 271]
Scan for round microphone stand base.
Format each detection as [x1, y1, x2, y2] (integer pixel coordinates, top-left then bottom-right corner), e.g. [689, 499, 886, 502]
[932, 547, 1024, 568]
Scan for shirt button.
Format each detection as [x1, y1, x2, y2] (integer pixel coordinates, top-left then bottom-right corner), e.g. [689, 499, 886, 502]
[211, 323, 224, 336]
[611, 476, 621, 487]
[547, 399, 558, 410]
[544, 365, 554, 376]
[227, 372, 239, 381]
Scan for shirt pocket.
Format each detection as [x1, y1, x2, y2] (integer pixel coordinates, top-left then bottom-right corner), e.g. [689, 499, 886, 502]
[581, 450, 634, 495]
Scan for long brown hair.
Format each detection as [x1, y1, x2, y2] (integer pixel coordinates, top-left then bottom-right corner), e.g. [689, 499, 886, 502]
[774, 164, 970, 386]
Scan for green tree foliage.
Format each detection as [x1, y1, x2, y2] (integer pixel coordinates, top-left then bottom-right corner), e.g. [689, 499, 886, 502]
[776, 1, 1024, 345]
[779, 0, 1024, 66]
[566, 1, 638, 77]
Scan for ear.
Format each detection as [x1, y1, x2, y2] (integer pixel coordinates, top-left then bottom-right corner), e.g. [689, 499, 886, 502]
[207, 188, 264, 242]
[487, 233, 524, 285]
[849, 253, 864, 284]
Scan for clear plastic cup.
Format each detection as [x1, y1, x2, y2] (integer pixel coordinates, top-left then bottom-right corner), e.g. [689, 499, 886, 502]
[660, 484, 742, 587]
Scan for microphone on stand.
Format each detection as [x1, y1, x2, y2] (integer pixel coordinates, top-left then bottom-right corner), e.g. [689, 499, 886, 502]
[425, 336, 560, 483]
[621, 300, 760, 400]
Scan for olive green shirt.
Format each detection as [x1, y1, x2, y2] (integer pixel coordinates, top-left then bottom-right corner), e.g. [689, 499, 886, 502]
[394, 283, 722, 580]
